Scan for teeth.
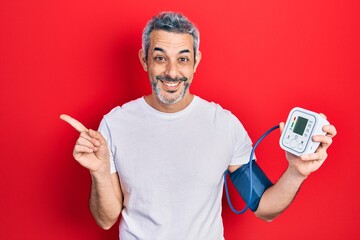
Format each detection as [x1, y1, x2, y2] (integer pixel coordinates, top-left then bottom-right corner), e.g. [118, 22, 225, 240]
[164, 82, 179, 87]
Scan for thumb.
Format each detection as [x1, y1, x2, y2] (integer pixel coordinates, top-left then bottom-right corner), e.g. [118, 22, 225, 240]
[279, 122, 285, 134]
[88, 129, 110, 161]
[88, 129, 107, 145]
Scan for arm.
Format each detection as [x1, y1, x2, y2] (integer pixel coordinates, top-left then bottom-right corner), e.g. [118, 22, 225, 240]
[228, 119, 336, 221]
[254, 164, 306, 221]
[90, 171, 122, 229]
[255, 121, 337, 221]
[60, 115, 123, 229]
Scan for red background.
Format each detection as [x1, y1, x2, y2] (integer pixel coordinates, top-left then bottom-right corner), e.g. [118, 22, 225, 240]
[1, 0, 359, 239]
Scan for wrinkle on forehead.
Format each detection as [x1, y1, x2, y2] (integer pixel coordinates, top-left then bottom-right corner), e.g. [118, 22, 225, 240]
[150, 30, 194, 55]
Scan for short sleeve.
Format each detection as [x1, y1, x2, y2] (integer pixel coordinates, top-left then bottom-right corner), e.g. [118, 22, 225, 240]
[229, 114, 255, 166]
[98, 117, 117, 174]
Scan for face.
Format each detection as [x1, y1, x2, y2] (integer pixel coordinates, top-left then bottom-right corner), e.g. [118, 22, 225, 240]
[139, 30, 201, 106]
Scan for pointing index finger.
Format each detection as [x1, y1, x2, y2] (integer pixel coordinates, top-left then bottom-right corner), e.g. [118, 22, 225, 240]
[60, 114, 88, 133]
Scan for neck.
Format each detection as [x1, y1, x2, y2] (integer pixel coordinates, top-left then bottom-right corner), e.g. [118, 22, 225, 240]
[144, 93, 194, 113]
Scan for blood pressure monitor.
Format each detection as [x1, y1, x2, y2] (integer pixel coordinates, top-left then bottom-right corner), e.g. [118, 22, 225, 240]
[280, 107, 329, 156]
[225, 107, 331, 215]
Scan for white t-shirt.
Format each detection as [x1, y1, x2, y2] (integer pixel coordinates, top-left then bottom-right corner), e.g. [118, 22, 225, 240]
[98, 96, 253, 240]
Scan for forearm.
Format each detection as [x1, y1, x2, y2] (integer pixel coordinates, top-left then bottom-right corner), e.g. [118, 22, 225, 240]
[255, 166, 307, 221]
[89, 172, 122, 230]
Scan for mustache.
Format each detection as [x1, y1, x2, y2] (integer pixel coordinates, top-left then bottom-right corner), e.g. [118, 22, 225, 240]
[155, 76, 188, 82]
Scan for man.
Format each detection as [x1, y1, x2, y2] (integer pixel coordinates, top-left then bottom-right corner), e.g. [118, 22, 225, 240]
[60, 12, 337, 240]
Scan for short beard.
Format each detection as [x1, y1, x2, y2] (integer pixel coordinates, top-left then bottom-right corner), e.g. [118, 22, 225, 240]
[152, 80, 190, 105]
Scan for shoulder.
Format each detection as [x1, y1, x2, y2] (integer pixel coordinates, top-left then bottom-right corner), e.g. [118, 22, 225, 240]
[195, 96, 237, 121]
[98, 98, 145, 128]
[104, 98, 143, 118]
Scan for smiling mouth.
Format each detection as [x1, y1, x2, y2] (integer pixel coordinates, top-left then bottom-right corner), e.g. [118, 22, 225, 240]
[155, 76, 188, 93]
[160, 80, 181, 93]
[162, 81, 181, 87]
[156, 76, 188, 83]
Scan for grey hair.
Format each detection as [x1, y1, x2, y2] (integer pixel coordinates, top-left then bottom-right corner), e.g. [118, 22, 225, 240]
[142, 11, 200, 61]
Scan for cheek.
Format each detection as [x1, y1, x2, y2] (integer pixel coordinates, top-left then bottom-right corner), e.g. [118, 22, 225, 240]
[181, 66, 195, 79]
[148, 64, 165, 77]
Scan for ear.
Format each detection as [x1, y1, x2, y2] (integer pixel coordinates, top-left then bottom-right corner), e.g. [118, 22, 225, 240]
[194, 51, 202, 73]
[138, 49, 148, 72]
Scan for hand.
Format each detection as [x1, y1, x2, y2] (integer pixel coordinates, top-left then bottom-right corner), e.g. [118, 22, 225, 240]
[60, 114, 110, 174]
[279, 113, 337, 177]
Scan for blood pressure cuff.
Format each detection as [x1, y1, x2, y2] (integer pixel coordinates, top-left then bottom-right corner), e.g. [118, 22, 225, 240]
[229, 161, 273, 212]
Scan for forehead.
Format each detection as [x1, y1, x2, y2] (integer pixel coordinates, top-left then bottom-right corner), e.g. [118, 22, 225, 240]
[149, 30, 194, 53]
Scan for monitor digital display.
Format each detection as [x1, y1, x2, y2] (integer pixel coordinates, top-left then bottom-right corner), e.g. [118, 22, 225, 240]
[293, 116, 308, 135]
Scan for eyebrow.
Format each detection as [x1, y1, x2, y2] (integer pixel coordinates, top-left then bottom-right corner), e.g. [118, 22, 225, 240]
[153, 47, 191, 54]
[153, 47, 165, 53]
[179, 49, 191, 54]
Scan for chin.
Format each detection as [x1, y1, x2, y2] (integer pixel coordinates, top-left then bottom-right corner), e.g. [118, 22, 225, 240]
[157, 93, 184, 105]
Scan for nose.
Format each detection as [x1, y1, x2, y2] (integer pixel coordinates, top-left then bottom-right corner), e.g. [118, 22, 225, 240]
[165, 60, 178, 79]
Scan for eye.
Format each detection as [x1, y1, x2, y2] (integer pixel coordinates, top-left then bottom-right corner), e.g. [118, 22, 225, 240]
[154, 56, 166, 61]
[179, 57, 189, 62]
